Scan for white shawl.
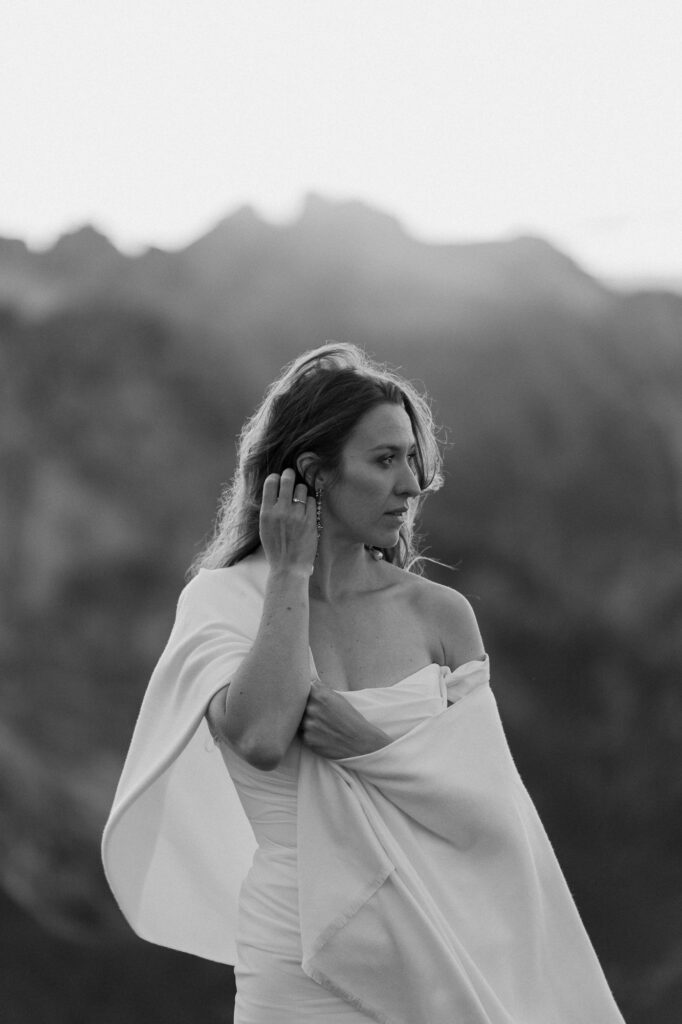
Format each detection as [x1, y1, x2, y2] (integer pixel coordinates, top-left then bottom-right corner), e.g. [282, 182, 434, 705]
[102, 555, 267, 963]
[297, 679, 625, 1023]
[102, 550, 625, 1022]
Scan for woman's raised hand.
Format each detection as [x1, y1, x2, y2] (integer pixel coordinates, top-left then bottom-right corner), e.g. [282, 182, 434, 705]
[259, 468, 319, 576]
[300, 681, 391, 759]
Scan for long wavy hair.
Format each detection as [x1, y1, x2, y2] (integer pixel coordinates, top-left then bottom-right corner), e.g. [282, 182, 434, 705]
[189, 342, 444, 575]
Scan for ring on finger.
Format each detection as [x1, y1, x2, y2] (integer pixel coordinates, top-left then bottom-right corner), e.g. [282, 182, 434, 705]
[292, 497, 307, 505]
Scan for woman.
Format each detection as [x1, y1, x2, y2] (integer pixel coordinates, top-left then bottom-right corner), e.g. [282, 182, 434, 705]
[102, 343, 626, 1023]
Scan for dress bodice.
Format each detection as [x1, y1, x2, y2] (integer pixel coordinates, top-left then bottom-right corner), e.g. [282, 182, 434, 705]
[219, 658, 489, 851]
[340, 658, 487, 737]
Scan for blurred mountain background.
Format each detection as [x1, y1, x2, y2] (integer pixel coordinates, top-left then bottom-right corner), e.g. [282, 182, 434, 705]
[1, 194, 681, 1023]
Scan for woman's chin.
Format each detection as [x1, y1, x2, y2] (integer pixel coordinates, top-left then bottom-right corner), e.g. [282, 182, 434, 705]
[371, 529, 401, 549]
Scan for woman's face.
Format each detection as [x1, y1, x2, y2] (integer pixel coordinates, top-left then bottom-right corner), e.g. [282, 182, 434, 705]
[321, 402, 422, 549]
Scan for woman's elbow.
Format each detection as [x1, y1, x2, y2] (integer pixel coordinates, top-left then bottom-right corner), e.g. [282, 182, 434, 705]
[223, 721, 288, 771]
[241, 745, 284, 772]
[232, 734, 287, 771]
[209, 688, 292, 770]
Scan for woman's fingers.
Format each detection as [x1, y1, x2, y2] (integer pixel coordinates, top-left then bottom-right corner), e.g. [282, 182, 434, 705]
[262, 470, 308, 510]
[261, 473, 281, 507]
[303, 680, 326, 717]
[259, 469, 318, 572]
[275, 467, 297, 503]
[292, 481, 309, 511]
[261, 475, 311, 528]
[299, 682, 389, 759]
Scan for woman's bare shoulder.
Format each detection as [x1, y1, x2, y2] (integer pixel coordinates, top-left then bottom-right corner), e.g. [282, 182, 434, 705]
[394, 569, 486, 669]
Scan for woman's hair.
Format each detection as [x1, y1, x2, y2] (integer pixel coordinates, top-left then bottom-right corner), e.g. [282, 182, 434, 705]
[189, 342, 444, 575]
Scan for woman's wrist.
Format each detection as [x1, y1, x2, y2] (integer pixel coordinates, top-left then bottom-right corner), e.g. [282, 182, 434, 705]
[264, 566, 313, 608]
[267, 564, 313, 584]
[356, 725, 391, 756]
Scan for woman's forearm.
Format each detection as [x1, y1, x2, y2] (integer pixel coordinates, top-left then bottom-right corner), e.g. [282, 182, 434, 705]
[212, 567, 312, 769]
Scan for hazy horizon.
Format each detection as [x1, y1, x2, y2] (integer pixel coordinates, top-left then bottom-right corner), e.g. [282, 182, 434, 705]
[3, 0, 680, 285]
[3, 192, 680, 294]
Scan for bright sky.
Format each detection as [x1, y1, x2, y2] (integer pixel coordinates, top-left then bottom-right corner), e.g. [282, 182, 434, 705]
[2, 0, 680, 281]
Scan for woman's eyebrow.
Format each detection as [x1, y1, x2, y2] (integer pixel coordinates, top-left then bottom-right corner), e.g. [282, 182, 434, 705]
[368, 442, 417, 453]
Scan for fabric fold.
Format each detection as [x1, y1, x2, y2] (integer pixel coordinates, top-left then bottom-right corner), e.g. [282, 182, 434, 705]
[296, 673, 625, 1024]
[101, 558, 268, 964]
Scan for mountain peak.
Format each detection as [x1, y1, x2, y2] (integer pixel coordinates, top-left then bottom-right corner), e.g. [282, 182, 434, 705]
[179, 204, 271, 258]
[49, 224, 120, 259]
[505, 233, 600, 285]
[297, 192, 406, 240]
[208, 203, 266, 233]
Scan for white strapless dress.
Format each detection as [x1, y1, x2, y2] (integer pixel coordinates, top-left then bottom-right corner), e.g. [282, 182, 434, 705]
[220, 661, 484, 1024]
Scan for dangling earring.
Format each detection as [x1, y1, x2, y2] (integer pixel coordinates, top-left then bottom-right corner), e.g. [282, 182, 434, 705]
[315, 487, 323, 537]
[370, 547, 384, 561]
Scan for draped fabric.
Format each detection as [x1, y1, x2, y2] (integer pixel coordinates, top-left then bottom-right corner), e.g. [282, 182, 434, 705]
[102, 554, 268, 964]
[102, 549, 625, 1022]
[298, 666, 625, 1023]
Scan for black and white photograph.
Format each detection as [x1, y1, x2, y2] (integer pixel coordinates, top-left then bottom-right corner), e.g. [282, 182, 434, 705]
[2, 2, 680, 1022]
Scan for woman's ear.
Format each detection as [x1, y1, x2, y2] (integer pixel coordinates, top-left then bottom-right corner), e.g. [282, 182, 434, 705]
[296, 452, 320, 491]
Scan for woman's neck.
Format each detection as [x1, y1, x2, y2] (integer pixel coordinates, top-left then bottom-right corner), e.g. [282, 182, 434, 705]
[308, 537, 379, 604]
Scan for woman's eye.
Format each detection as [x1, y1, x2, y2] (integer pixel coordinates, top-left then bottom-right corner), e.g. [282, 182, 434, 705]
[379, 452, 417, 467]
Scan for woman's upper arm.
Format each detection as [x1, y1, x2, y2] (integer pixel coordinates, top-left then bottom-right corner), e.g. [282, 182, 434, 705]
[173, 572, 256, 733]
[429, 584, 486, 669]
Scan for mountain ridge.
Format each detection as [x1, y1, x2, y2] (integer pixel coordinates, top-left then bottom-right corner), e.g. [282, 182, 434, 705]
[0, 196, 611, 332]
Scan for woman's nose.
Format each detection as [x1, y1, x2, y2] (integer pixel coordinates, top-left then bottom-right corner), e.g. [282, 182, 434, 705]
[397, 463, 421, 497]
